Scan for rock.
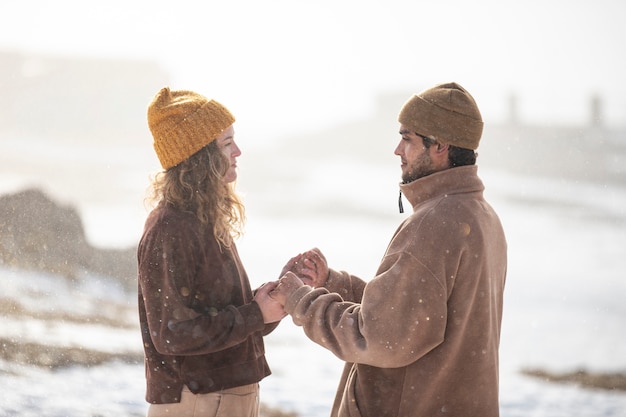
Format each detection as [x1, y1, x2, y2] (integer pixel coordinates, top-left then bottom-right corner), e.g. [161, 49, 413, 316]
[522, 368, 626, 392]
[0, 188, 136, 288]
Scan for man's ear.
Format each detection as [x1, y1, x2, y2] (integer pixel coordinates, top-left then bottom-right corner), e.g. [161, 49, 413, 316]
[436, 142, 449, 154]
[429, 142, 450, 168]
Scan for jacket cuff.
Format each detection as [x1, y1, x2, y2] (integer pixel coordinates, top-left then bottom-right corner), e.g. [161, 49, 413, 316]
[324, 268, 348, 294]
[285, 285, 313, 315]
[241, 301, 267, 332]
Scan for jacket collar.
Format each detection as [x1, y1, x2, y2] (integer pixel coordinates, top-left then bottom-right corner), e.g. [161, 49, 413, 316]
[399, 165, 484, 211]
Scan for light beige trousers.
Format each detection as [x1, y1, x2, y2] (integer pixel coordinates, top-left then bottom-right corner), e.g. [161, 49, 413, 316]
[147, 383, 259, 417]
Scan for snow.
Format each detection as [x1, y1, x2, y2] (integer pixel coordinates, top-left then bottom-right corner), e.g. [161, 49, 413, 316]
[2, 150, 626, 416]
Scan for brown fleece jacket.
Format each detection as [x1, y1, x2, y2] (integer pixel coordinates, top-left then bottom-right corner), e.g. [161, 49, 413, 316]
[137, 202, 274, 404]
[284, 166, 507, 417]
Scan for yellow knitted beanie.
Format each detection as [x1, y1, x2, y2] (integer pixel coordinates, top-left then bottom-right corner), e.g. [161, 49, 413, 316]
[147, 87, 235, 169]
[398, 82, 483, 150]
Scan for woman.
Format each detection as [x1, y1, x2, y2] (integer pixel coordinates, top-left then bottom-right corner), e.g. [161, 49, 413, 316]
[138, 87, 285, 417]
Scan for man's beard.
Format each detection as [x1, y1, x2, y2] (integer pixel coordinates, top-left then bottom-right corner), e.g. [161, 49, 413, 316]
[402, 152, 437, 184]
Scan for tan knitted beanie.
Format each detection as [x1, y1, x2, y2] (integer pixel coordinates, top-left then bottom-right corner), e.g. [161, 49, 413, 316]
[398, 82, 483, 150]
[147, 87, 235, 169]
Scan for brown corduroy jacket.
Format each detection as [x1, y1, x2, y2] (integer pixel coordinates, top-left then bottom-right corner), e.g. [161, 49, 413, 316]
[284, 165, 507, 417]
[137, 202, 275, 404]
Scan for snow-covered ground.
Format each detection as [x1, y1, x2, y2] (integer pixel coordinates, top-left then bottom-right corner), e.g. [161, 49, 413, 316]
[1, 138, 626, 416]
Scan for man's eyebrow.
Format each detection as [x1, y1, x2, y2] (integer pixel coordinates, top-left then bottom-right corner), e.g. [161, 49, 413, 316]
[399, 129, 411, 135]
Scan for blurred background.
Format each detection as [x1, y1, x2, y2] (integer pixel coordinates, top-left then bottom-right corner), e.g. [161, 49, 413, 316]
[1, 0, 624, 247]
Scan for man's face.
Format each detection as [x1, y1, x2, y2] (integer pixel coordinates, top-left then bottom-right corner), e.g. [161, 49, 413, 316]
[394, 125, 438, 184]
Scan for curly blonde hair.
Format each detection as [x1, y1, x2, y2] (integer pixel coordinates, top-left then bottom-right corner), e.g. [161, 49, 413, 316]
[148, 141, 245, 248]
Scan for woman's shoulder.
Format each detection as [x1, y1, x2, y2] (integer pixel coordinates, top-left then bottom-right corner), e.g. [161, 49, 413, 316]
[145, 203, 209, 236]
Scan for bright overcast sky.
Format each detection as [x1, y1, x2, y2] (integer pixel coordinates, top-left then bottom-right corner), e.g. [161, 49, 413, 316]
[1, 0, 625, 132]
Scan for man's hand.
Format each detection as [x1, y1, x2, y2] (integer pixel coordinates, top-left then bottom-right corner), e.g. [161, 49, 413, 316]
[280, 247, 329, 288]
[299, 248, 329, 288]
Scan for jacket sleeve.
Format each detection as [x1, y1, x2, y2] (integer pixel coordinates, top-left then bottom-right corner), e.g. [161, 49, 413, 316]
[284, 250, 448, 368]
[324, 268, 367, 303]
[138, 216, 266, 356]
[262, 321, 280, 336]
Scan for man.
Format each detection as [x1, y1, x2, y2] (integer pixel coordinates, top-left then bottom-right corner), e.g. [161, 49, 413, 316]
[272, 82, 507, 417]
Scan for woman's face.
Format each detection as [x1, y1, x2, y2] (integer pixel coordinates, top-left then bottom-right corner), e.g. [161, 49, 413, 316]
[215, 125, 241, 183]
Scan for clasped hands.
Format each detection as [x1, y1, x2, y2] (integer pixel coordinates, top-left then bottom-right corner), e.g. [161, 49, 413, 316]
[272, 247, 329, 303]
[254, 248, 328, 323]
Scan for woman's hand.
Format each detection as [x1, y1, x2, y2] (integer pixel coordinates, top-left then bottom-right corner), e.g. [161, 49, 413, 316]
[269, 272, 304, 306]
[254, 281, 287, 324]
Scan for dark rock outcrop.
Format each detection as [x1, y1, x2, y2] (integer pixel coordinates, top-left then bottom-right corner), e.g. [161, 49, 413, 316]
[0, 188, 136, 288]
